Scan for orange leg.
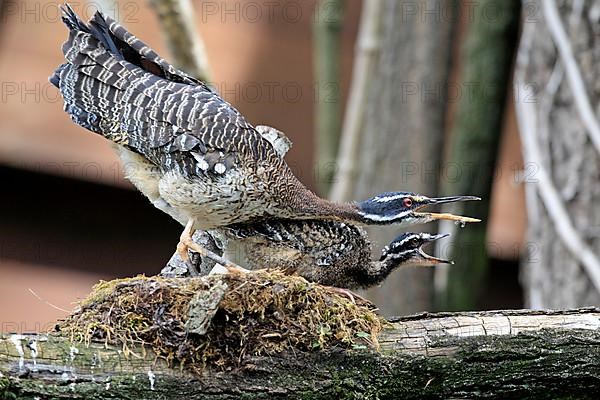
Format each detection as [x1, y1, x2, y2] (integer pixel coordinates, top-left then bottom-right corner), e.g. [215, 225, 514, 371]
[177, 219, 247, 275]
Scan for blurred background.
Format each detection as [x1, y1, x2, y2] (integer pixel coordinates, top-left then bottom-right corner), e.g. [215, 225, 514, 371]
[1, 0, 598, 330]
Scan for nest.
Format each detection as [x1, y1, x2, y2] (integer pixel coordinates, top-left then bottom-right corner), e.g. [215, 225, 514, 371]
[56, 270, 383, 371]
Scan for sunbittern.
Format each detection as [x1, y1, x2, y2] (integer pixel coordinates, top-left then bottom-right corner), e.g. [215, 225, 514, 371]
[50, 5, 478, 269]
[226, 220, 451, 289]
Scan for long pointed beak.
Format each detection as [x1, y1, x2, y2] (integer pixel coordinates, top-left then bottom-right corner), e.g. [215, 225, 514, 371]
[415, 212, 481, 223]
[428, 233, 450, 241]
[418, 251, 454, 265]
[426, 195, 481, 205]
[414, 195, 481, 224]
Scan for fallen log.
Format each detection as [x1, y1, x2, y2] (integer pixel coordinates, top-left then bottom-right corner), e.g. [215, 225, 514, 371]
[1, 275, 599, 399]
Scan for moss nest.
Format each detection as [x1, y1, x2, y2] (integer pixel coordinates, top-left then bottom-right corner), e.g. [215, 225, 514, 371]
[56, 270, 383, 372]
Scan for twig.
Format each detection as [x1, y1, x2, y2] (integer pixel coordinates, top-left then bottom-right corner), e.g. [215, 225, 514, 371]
[27, 288, 70, 314]
[543, 0, 600, 155]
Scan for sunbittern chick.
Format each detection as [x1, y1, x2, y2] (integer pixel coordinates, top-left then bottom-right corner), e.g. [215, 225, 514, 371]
[50, 5, 479, 270]
[226, 220, 451, 289]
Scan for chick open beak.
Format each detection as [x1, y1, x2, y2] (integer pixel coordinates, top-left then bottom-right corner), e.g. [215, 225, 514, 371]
[413, 195, 481, 224]
[417, 233, 453, 265]
[417, 247, 453, 265]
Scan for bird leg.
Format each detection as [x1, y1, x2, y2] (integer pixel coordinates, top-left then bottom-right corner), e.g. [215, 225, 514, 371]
[177, 219, 246, 275]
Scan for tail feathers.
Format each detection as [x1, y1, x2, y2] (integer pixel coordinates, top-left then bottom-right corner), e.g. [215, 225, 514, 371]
[88, 11, 124, 62]
[51, 3, 220, 158]
[60, 3, 89, 33]
[60, 3, 123, 62]
[51, 51, 196, 150]
[59, 3, 201, 86]
[49, 64, 66, 88]
[96, 12, 202, 86]
[51, 3, 203, 120]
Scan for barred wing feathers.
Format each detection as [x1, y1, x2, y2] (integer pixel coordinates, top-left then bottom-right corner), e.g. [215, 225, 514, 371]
[50, 4, 278, 177]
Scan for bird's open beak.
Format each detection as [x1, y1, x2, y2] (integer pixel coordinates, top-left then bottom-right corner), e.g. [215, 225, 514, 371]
[414, 212, 481, 223]
[426, 195, 481, 205]
[417, 233, 453, 265]
[413, 195, 481, 224]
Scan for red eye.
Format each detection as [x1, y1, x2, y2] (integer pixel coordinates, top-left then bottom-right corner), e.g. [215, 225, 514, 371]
[403, 198, 413, 208]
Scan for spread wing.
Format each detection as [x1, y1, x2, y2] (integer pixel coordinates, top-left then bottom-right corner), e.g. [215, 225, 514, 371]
[50, 4, 279, 177]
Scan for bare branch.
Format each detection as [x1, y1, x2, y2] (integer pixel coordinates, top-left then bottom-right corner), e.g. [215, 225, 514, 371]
[543, 0, 600, 155]
[515, 21, 600, 294]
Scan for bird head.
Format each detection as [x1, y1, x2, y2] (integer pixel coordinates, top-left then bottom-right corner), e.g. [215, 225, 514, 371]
[357, 192, 481, 226]
[379, 232, 452, 266]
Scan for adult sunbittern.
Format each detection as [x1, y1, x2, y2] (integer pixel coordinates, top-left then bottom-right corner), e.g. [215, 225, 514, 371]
[50, 5, 478, 268]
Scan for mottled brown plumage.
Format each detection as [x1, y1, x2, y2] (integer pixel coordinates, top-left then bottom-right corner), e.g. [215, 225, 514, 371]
[50, 5, 363, 232]
[226, 221, 450, 289]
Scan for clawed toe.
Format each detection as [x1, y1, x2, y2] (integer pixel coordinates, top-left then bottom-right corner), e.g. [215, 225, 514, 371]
[176, 240, 200, 277]
[178, 219, 246, 276]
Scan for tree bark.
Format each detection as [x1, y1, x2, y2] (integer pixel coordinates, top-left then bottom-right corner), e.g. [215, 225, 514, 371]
[515, 0, 600, 308]
[350, 0, 456, 315]
[1, 308, 599, 399]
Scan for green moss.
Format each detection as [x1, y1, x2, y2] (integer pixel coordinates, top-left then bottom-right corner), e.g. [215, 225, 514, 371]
[56, 271, 383, 372]
[0, 376, 18, 400]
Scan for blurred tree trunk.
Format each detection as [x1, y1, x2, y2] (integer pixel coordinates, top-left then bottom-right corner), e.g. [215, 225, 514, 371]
[330, 0, 383, 202]
[516, 0, 600, 308]
[313, 0, 345, 195]
[350, 0, 456, 316]
[149, 0, 211, 82]
[436, 0, 520, 311]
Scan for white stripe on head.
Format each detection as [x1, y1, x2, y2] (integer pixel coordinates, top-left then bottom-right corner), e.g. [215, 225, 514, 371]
[382, 248, 414, 259]
[359, 209, 414, 225]
[372, 194, 407, 203]
[396, 234, 418, 247]
[359, 211, 408, 222]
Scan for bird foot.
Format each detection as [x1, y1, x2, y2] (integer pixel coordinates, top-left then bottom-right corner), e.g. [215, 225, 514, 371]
[176, 240, 200, 277]
[178, 219, 246, 276]
[209, 263, 251, 276]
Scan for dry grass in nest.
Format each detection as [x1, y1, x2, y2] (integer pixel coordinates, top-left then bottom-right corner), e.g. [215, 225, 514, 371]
[56, 270, 383, 372]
